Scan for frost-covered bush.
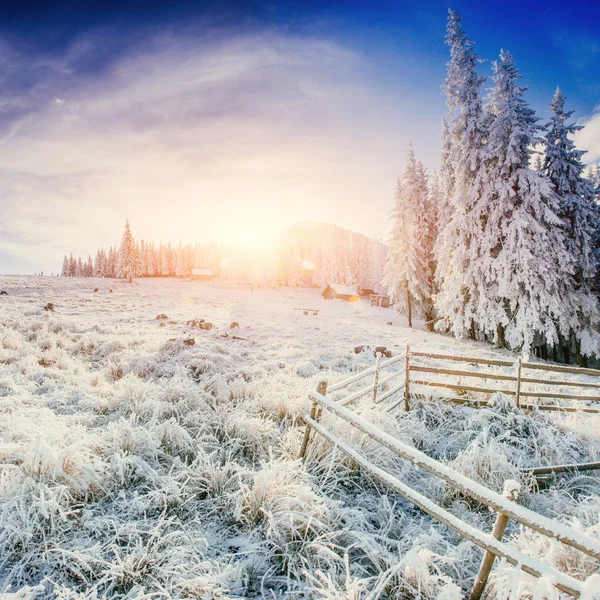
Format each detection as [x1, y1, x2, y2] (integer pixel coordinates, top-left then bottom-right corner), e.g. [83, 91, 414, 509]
[235, 458, 340, 580]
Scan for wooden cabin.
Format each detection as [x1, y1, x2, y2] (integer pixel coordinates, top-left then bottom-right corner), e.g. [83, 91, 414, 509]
[370, 294, 391, 308]
[322, 284, 360, 302]
[358, 287, 376, 297]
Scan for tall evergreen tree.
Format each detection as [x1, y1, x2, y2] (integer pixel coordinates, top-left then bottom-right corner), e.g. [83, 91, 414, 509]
[438, 118, 453, 223]
[119, 220, 140, 283]
[467, 50, 599, 356]
[68, 253, 76, 276]
[383, 143, 433, 327]
[434, 9, 487, 338]
[544, 88, 599, 295]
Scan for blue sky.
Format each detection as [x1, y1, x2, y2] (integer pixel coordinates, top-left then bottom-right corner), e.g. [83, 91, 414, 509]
[0, 0, 599, 273]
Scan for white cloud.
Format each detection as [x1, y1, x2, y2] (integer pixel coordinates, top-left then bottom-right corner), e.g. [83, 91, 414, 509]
[575, 108, 600, 165]
[0, 30, 435, 272]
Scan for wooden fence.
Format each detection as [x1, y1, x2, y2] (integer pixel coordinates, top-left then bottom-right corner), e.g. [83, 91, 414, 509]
[298, 347, 600, 597]
[405, 346, 600, 413]
[299, 381, 600, 598]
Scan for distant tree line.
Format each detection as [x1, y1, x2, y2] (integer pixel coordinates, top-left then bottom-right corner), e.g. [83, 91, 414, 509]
[62, 221, 388, 291]
[384, 9, 600, 364]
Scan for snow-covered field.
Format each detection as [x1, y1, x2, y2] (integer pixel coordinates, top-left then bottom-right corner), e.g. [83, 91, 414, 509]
[1, 276, 599, 599]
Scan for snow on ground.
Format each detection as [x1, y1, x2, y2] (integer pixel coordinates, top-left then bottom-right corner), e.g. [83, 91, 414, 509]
[0, 276, 599, 599]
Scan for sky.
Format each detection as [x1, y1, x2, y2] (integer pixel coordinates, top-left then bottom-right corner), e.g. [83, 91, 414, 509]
[0, 0, 599, 274]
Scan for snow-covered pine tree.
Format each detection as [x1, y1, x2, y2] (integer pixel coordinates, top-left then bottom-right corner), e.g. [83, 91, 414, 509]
[139, 240, 147, 277]
[61, 255, 69, 277]
[467, 50, 600, 357]
[165, 243, 172, 276]
[438, 118, 453, 224]
[175, 243, 185, 277]
[352, 237, 371, 289]
[424, 167, 441, 327]
[366, 238, 384, 293]
[312, 225, 353, 288]
[94, 250, 102, 277]
[158, 244, 166, 276]
[382, 143, 433, 327]
[108, 247, 117, 278]
[434, 9, 488, 338]
[544, 88, 599, 303]
[147, 242, 154, 276]
[68, 254, 76, 276]
[118, 220, 140, 283]
[332, 228, 354, 285]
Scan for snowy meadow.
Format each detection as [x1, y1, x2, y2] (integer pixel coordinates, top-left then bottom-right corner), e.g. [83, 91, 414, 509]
[1, 276, 600, 599]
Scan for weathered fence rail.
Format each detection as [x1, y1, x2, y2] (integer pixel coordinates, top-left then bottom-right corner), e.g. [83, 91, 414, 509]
[406, 346, 600, 412]
[298, 347, 600, 597]
[300, 381, 600, 598]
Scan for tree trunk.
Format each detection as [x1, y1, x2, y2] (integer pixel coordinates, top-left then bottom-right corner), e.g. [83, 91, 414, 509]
[468, 319, 476, 340]
[407, 291, 413, 328]
[562, 344, 570, 365]
[424, 308, 435, 332]
[552, 345, 558, 363]
[496, 324, 505, 348]
[575, 337, 587, 368]
[540, 345, 548, 361]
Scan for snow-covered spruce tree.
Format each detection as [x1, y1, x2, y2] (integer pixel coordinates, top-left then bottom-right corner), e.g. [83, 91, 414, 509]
[61, 255, 69, 277]
[426, 169, 441, 315]
[118, 220, 141, 283]
[68, 253, 76, 276]
[313, 226, 354, 287]
[543, 88, 600, 361]
[467, 50, 600, 357]
[383, 143, 434, 327]
[434, 9, 488, 339]
[544, 89, 599, 288]
[438, 118, 454, 224]
[418, 159, 438, 327]
[367, 237, 386, 293]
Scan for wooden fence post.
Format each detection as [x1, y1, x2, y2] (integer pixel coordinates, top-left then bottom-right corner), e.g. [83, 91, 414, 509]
[515, 358, 522, 409]
[404, 345, 411, 411]
[469, 480, 520, 600]
[373, 352, 382, 403]
[299, 379, 328, 462]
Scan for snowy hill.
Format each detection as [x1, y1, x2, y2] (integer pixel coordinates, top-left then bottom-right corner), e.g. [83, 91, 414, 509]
[278, 220, 386, 252]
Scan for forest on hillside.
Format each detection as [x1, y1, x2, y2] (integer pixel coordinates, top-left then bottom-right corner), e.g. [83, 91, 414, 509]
[61, 221, 387, 292]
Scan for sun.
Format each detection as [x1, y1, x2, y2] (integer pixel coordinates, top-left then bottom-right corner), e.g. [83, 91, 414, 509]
[242, 230, 261, 246]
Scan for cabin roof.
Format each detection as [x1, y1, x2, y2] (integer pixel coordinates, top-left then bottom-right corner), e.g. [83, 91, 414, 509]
[325, 283, 359, 296]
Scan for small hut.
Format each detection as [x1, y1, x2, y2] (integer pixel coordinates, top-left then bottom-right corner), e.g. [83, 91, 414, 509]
[192, 268, 213, 281]
[322, 284, 360, 302]
[358, 287, 376, 297]
[370, 293, 391, 308]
